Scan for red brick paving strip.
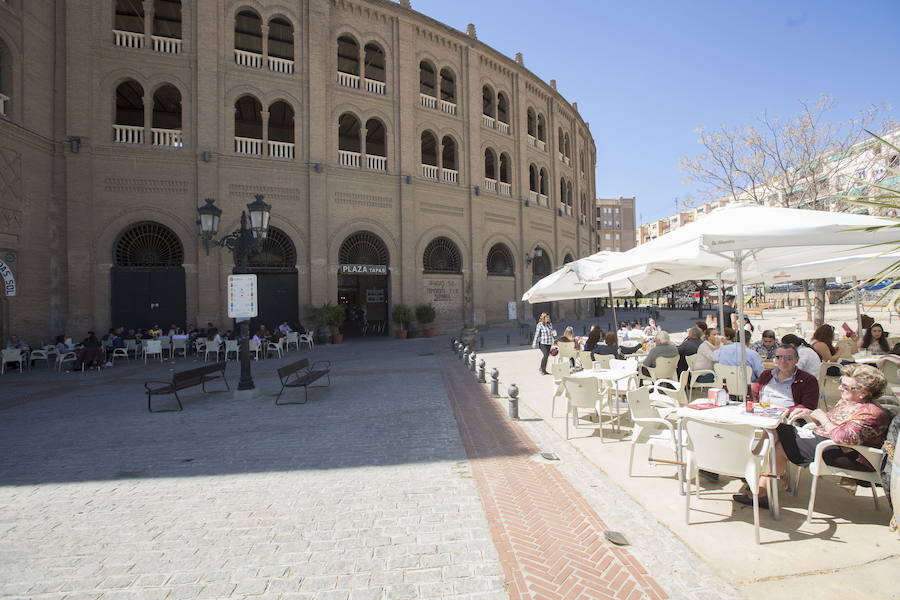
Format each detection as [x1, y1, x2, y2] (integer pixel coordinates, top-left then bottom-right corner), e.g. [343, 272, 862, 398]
[442, 354, 667, 600]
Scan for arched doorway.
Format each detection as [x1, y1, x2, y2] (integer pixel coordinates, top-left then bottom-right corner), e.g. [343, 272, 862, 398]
[240, 226, 298, 334]
[111, 222, 186, 330]
[338, 231, 389, 336]
[531, 247, 552, 320]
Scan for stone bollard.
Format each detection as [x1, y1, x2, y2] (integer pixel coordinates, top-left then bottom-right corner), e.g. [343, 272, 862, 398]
[582, 326, 587, 336]
[490, 368, 500, 396]
[480, 335, 485, 348]
[478, 359, 486, 382]
[451, 337, 457, 350]
[469, 352, 477, 372]
[507, 383, 519, 419]
[463, 347, 470, 364]
[506, 334, 510, 345]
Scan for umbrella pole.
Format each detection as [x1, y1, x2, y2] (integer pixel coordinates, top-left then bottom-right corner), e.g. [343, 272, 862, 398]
[717, 272, 725, 330]
[609, 283, 618, 332]
[733, 253, 748, 401]
[854, 274, 862, 337]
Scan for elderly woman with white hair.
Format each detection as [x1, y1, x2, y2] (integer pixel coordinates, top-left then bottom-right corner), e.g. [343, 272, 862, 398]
[642, 330, 679, 369]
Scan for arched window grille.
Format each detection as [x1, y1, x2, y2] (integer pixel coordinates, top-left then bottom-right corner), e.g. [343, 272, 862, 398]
[563, 253, 574, 265]
[114, 222, 184, 267]
[486, 243, 514, 276]
[423, 237, 461, 274]
[339, 231, 389, 265]
[245, 226, 296, 270]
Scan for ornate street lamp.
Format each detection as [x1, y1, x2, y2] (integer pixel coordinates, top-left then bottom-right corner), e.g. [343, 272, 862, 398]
[197, 195, 272, 392]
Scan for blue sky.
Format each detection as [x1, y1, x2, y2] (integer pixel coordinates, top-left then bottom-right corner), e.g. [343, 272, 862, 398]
[414, 0, 900, 225]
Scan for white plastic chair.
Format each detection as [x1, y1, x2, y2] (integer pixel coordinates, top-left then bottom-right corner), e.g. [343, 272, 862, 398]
[1, 349, 25, 374]
[641, 355, 678, 385]
[562, 376, 605, 440]
[266, 338, 284, 360]
[550, 362, 571, 417]
[125, 338, 139, 358]
[591, 354, 613, 369]
[555, 341, 578, 364]
[649, 370, 691, 411]
[576, 350, 594, 370]
[713, 364, 753, 398]
[683, 419, 771, 544]
[57, 351, 78, 371]
[298, 333, 314, 349]
[225, 339, 239, 360]
[144, 340, 163, 364]
[817, 361, 842, 411]
[159, 337, 172, 359]
[203, 341, 221, 361]
[249, 339, 261, 360]
[171, 338, 187, 357]
[685, 353, 718, 400]
[626, 386, 682, 478]
[28, 349, 50, 368]
[285, 331, 299, 352]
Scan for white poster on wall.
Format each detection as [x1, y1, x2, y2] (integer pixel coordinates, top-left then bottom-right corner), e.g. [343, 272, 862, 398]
[507, 301, 517, 321]
[227, 274, 258, 319]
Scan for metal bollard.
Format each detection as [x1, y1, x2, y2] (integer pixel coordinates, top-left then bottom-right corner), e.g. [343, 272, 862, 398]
[507, 383, 519, 419]
[490, 368, 500, 396]
[478, 359, 486, 382]
[469, 352, 477, 372]
[506, 334, 510, 345]
[480, 336, 485, 348]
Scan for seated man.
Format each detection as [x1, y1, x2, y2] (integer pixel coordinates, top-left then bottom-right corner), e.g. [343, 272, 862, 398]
[6, 334, 28, 350]
[749, 343, 818, 413]
[677, 327, 703, 374]
[751, 330, 778, 360]
[712, 328, 763, 381]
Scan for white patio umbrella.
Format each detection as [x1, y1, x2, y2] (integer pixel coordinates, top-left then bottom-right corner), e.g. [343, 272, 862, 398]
[550, 204, 899, 399]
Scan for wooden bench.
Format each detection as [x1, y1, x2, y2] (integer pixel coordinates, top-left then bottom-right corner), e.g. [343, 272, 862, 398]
[144, 361, 229, 413]
[275, 358, 332, 405]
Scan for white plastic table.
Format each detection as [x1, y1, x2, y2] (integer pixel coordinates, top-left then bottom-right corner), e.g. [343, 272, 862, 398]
[567, 368, 639, 434]
[674, 403, 787, 520]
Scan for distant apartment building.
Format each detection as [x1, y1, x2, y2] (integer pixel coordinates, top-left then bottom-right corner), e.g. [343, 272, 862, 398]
[595, 197, 636, 252]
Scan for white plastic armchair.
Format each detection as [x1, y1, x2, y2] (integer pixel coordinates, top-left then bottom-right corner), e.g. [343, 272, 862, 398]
[203, 341, 221, 362]
[649, 370, 691, 414]
[249, 339, 262, 360]
[28, 349, 51, 368]
[225, 339, 239, 360]
[555, 341, 578, 364]
[144, 340, 163, 364]
[713, 364, 753, 398]
[298, 333, 314, 349]
[57, 351, 78, 371]
[110, 347, 129, 365]
[683, 419, 771, 544]
[626, 386, 682, 478]
[641, 355, 678, 385]
[266, 338, 284, 360]
[817, 361, 842, 411]
[685, 354, 718, 400]
[285, 331, 299, 352]
[562, 376, 606, 440]
[550, 362, 571, 417]
[1, 349, 26, 374]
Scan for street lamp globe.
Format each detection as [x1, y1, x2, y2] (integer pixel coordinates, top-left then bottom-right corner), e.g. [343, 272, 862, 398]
[247, 194, 272, 239]
[197, 198, 222, 238]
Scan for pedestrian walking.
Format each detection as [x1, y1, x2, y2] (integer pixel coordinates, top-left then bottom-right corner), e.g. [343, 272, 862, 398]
[531, 312, 556, 375]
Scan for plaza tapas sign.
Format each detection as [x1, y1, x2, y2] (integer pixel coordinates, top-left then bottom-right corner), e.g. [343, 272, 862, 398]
[227, 274, 258, 319]
[0, 258, 15, 297]
[339, 264, 388, 275]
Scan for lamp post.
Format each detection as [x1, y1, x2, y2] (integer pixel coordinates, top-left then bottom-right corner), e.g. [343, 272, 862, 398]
[197, 195, 272, 392]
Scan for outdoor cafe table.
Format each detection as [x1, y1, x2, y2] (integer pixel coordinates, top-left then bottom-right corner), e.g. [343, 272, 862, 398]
[674, 403, 787, 520]
[850, 351, 886, 365]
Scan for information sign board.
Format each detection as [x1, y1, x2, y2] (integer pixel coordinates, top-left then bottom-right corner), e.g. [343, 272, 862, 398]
[228, 274, 258, 318]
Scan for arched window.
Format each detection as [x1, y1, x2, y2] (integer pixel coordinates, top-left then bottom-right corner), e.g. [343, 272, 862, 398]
[484, 148, 496, 181]
[423, 237, 462, 274]
[529, 164, 538, 192]
[114, 222, 184, 267]
[115, 0, 144, 33]
[114, 79, 144, 144]
[365, 117, 387, 170]
[482, 85, 495, 118]
[539, 168, 549, 196]
[268, 17, 294, 60]
[152, 84, 181, 146]
[421, 131, 437, 167]
[337, 35, 360, 76]
[567, 181, 574, 212]
[537, 114, 546, 142]
[439, 68, 456, 103]
[234, 95, 262, 139]
[245, 226, 296, 270]
[0, 39, 9, 117]
[364, 42, 386, 83]
[419, 60, 436, 97]
[558, 128, 565, 153]
[499, 153, 511, 184]
[581, 193, 587, 217]
[340, 231, 389, 265]
[235, 10, 262, 54]
[268, 101, 294, 159]
[560, 178, 566, 207]
[527, 108, 536, 137]
[580, 150, 585, 175]
[441, 136, 457, 171]
[487, 243, 514, 276]
[497, 92, 509, 125]
[153, 0, 181, 40]
[338, 112, 361, 165]
[563, 253, 574, 265]
[564, 133, 571, 158]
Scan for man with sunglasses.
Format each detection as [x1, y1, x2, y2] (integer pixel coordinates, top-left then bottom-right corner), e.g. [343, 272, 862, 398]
[749, 343, 819, 413]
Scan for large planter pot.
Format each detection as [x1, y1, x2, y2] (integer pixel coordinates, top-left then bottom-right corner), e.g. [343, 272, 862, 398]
[314, 325, 330, 345]
[331, 333, 344, 344]
[396, 329, 408, 339]
[424, 327, 437, 338]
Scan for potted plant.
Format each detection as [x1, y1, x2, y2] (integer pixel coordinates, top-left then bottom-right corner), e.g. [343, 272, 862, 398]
[391, 304, 413, 339]
[303, 304, 330, 344]
[324, 303, 346, 344]
[415, 303, 437, 337]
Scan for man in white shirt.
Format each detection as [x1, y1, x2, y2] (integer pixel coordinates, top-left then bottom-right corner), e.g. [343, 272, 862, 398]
[713, 328, 764, 381]
[781, 334, 821, 377]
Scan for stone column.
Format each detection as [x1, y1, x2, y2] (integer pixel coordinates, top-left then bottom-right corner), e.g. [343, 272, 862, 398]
[261, 107, 269, 156]
[142, 0, 153, 46]
[359, 126, 367, 168]
[143, 91, 153, 145]
[260, 24, 269, 68]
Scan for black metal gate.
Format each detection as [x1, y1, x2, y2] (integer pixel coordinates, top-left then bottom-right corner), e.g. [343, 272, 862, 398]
[110, 267, 186, 330]
[249, 272, 298, 333]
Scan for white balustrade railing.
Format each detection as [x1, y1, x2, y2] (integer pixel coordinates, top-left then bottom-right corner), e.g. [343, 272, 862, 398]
[482, 115, 495, 129]
[366, 155, 387, 171]
[560, 202, 572, 216]
[560, 154, 570, 166]
[152, 35, 181, 54]
[337, 71, 360, 88]
[268, 56, 294, 74]
[420, 93, 437, 109]
[268, 140, 295, 159]
[498, 182, 511, 196]
[442, 168, 458, 184]
[113, 29, 144, 49]
[527, 135, 536, 147]
[528, 190, 538, 203]
[536, 139, 546, 151]
[234, 136, 263, 155]
[234, 49, 262, 69]
[0, 93, 8, 117]
[151, 128, 182, 147]
[421, 164, 439, 179]
[440, 100, 457, 115]
[339, 149, 361, 167]
[365, 79, 386, 95]
[483, 178, 497, 193]
[538, 193, 549, 206]
[497, 121, 510, 134]
[113, 124, 144, 144]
